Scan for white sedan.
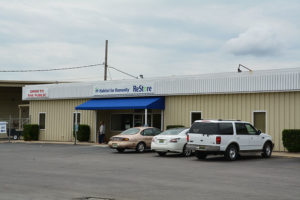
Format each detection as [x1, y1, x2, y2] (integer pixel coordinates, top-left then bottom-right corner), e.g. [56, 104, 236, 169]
[151, 128, 192, 156]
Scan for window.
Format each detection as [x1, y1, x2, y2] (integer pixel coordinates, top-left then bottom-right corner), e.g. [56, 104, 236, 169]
[218, 123, 234, 135]
[253, 111, 266, 133]
[152, 114, 161, 129]
[245, 124, 257, 135]
[110, 113, 162, 131]
[189, 122, 233, 135]
[191, 112, 202, 125]
[152, 128, 161, 136]
[142, 128, 153, 136]
[39, 113, 46, 130]
[120, 128, 140, 135]
[235, 123, 248, 135]
[111, 114, 133, 131]
[189, 122, 218, 134]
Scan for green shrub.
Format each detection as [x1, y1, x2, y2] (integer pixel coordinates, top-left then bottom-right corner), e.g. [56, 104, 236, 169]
[23, 124, 39, 141]
[76, 124, 90, 142]
[282, 129, 300, 152]
[166, 125, 185, 130]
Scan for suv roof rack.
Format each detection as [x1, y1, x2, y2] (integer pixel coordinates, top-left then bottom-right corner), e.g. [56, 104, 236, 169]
[217, 119, 241, 121]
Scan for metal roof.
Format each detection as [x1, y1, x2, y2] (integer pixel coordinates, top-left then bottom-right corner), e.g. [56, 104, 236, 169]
[0, 80, 60, 87]
[22, 67, 300, 100]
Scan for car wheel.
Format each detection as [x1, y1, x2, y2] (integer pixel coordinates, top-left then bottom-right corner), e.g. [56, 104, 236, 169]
[262, 142, 272, 158]
[157, 152, 167, 156]
[116, 148, 125, 153]
[13, 135, 18, 140]
[195, 151, 207, 160]
[225, 144, 238, 161]
[136, 142, 146, 153]
[182, 145, 192, 157]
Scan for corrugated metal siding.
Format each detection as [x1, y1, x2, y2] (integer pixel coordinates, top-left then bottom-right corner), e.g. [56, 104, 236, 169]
[23, 68, 300, 100]
[164, 92, 300, 151]
[30, 99, 96, 142]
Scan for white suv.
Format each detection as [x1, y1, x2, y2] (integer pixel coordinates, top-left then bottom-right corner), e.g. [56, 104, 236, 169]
[186, 120, 274, 161]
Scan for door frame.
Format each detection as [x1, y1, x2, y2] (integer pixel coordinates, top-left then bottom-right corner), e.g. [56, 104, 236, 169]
[252, 110, 267, 133]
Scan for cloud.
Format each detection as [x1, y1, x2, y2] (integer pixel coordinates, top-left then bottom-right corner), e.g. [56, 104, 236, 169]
[225, 25, 285, 57]
[0, 0, 300, 81]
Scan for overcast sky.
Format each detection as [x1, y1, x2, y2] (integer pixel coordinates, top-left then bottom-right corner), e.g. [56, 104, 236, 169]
[0, 0, 299, 81]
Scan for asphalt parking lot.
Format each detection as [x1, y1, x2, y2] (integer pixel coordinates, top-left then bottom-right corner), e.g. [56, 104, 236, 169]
[0, 143, 299, 200]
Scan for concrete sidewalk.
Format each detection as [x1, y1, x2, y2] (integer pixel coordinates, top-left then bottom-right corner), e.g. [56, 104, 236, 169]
[272, 151, 300, 158]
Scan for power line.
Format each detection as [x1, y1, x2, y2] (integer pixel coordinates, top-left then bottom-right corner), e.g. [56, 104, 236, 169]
[0, 63, 103, 72]
[108, 65, 138, 79]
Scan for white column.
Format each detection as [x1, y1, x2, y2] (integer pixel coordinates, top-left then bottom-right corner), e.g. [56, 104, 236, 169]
[94, 111, 97, 143]
[161, 110, 164, 131]
[145, 109, 148, 126]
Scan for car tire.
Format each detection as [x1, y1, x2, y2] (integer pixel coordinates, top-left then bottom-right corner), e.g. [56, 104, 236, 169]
[157, 152, 167, 156]
[13, 135, 18, 140]
[262, 142, 272, 158]
[116, 148, 125, 153]
[225, 144, 238, 161]
[195, 151, 207, 160]
[182, 144, 192, 157]
[136, 142, 146, 153]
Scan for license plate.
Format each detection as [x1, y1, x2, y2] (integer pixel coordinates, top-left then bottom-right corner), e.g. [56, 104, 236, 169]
[159, 139, 164, 143]
[112, 143, 118, 148]
[198, 145, 205, 150]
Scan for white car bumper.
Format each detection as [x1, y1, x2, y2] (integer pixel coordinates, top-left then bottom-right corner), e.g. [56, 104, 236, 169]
[151, 142, 183, 153]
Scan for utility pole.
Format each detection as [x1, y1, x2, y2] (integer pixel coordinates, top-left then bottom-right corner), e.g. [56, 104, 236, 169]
[104, 40, 108, 81]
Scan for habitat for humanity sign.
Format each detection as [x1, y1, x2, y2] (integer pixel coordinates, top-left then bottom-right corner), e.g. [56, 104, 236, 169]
[0, 122, 7, 134]
[93, 83, 155, 96]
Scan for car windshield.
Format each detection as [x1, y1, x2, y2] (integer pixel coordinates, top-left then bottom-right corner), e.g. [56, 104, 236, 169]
[159, 128, 186, 135]
[121, 128, 140, 135]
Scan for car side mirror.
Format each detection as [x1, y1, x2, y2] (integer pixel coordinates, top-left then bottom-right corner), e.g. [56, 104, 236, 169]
[257, 130, 262, 135]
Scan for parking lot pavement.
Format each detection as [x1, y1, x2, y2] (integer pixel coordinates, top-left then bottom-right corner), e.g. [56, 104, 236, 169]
[0, 143, 299, 200]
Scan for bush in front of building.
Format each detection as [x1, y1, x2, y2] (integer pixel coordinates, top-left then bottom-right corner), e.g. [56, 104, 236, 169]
[76, 124, 90, 142]
[282, 129, 300, 152]
[23, 124, 39, 141]
[166, 125, 185, 130]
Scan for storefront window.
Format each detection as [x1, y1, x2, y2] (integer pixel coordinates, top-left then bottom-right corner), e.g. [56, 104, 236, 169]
[111, 114, 133, 131]
[111, 113, 161, 131]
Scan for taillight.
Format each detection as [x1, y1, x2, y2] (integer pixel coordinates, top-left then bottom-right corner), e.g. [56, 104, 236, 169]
[216, 136, 221, 144]
[152, 137, 156, 142]
[170, 138, 180, 143]
[187, 134, 189, 142]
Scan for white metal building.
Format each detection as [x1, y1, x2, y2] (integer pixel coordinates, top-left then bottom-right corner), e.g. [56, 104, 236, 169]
[22, 67, 300, 151]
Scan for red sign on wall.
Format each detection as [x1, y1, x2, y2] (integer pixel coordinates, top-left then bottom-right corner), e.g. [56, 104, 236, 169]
[26, 89, 48, 98]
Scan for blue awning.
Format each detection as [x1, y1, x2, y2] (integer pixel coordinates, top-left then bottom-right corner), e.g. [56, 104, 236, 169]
[75, 97, 165, 110]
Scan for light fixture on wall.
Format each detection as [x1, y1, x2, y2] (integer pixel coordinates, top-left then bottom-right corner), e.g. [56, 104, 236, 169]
[238, 64, 253, 73]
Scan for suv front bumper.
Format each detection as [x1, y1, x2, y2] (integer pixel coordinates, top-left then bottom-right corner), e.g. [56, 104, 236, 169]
[186, 144, 220, 152]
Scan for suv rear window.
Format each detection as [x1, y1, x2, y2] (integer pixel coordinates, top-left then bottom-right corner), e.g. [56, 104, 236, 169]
[189, 122, 233, 135]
